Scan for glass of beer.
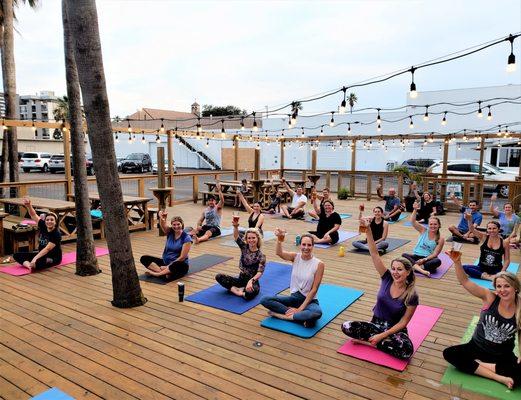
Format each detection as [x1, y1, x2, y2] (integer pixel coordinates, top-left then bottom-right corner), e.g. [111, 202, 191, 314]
[232, 211, 240, 225]
[358, 219, 367, 234]
[450, 242, 462, 259]
[275, 228, 287, 242]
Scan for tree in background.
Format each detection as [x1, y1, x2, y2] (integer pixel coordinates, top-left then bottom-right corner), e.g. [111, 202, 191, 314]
[201, 105, 246, 117]
[348, 92, 358, 114]
[62, 0, 99, 276]
[66, 0, 146, 307]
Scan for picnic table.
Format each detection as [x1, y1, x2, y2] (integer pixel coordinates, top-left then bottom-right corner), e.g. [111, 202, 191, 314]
[0, 196, 78, 241]
[200, 181, 254, 206]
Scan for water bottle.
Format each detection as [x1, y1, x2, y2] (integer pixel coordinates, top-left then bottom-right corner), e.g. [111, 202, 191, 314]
[295, 235, 301, 246]
[338, 245, 345, 257]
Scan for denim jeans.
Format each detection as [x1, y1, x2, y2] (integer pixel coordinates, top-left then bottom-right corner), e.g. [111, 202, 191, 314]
[260, 291, 322, 323]
[463, 264, 501, 279]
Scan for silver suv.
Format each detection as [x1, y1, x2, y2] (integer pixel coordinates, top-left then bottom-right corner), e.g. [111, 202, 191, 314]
[20, 152, 52, 173]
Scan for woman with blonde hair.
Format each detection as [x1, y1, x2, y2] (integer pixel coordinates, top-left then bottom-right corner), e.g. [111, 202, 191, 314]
[444, 251, 521, 389]
[215, 217, 265, 300]
[341, 217, 419, 359]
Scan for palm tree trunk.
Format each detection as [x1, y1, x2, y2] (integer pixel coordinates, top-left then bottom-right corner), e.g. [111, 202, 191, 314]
[0, 25, 8, 196]
[65, 0, 146, 308]
[1, 0, 19, 194]
[62, 0, 100, 277]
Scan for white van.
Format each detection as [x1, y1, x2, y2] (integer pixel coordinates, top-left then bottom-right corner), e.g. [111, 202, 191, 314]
[20, 152, 52, 173]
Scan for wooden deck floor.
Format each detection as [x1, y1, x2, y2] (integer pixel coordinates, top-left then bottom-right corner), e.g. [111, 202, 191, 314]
[0, 199, 516, 400]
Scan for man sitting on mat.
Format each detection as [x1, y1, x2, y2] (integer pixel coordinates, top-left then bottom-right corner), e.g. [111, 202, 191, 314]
[376, 185, 402, 222]
[261, 230, 324, 328]
[141, 212, 191, 281]
[448, 195, 482, 243]
[188, 184, 224, 243]
[342, 217, 418, 359]
[308, 199, 341, 245]
[280, 179, 307, 219]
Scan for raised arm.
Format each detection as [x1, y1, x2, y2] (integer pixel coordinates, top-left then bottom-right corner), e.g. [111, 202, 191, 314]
[237, 191, 253, 213]
[450, 192, 462, 208]
[22, 198, 39, 222]
[274, 228, 296, 262]
[450, 250, 492, 302]
[410, 203, 426, 234]
[158, 210, 171, 234]
[363, 218, 387, 277]
[232, 217, 240, 240]
[283, 179, 295, 197]
[215, 183, 225, 209]
[465, 213, 486, 241]
[489, 193, 500, 217]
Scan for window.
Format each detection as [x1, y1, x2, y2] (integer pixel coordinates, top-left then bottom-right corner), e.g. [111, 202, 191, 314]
[498, 148, 509, 167]
[509, 149, 520, 168]
[470, 164, 481, 173]
[447, 164, 471, 172]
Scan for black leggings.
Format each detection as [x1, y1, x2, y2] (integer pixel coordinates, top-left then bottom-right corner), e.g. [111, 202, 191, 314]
[13, 251, 61, 270]
[308, 230, 339, 244]
[401, 253, 442, 272]
[215, 272, 260, 300]
[443, 340, 521, 387]
[140, 255, 189, 281]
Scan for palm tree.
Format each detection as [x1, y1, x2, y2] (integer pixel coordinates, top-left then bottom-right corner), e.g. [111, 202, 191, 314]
[66, 0, 146, 308]
[291, 101, 303, 114]
[348, 92, 358, 114]
[62, 0, 99, 276]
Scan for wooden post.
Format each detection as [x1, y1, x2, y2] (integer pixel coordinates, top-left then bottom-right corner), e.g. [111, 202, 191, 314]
[193, 175, 199, 203]
[279, 139, 285, 178]
[397, 174, 403, 200]
[366, 174, 372, 201]
[63, 128, 72, 198]
[167, 130, 174, 206]
[254, 148, 260, 181]
[311, 149, 317, 175]
[157, 147, 165, 189]
[441, 139, 450, 202]
[326, 172, 331, 189]
[478, 137, 485, 176]
[138, 178, 145, 197]
[350, 140, 357, 195]
[234, 135, 239, 180]
[337, 173, 342, 192]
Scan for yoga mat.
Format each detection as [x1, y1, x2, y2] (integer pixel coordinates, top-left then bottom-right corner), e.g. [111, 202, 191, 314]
[414, 252, 453, 279]
[468, 261, 519, 290]
[260, 284, 364, 338]
[403, 221, 428, 228]
[305, 213, 352, 223]
[387, 213, 408, 224]
[139, 254, 233, 285]
[314, 231, 359, 248]
[0, 247, 109, 276]
[337, 305, 443, 371]
[221, 231, 276, 247]
[185, 261, 292, 314]
[21, 219, 37, 225]
[441, 316, 519, 400]
[348, 238, 411, 254]
[31, 388, 74, 400]
[90, 209, 103, 219]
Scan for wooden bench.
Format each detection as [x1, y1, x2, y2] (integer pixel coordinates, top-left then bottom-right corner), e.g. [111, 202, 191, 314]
[2, 220, 38, 254]
[147, 207, 158, 230]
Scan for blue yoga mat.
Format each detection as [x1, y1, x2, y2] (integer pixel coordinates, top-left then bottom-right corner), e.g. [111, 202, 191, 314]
[387, 213, 408, 224]
[31, 388, 74, 400]
[260, 284, 364, 338]
[469, 261, 519, 290]
[185, 261, 292, 314]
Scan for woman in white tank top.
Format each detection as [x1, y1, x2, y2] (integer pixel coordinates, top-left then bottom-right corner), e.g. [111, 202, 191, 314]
[260, 229, 325, 327]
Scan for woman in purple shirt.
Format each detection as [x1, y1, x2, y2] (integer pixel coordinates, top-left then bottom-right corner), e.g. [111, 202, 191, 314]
[141, 211, 192, 281]
[341, 217, 419, 359]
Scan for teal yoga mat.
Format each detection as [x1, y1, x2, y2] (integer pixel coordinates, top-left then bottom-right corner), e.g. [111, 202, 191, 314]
[441, 316, 519, 400]
[260, 284, 364, 338]
[469, 261, 519, 290]
[386, 213, 408, 224]
[31, 388, 74, 400]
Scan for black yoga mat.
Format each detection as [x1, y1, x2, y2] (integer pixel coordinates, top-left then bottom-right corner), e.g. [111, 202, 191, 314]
[348, 238, 411, 255]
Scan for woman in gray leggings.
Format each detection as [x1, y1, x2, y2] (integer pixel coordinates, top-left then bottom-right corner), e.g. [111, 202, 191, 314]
[352, 206, 389, 253]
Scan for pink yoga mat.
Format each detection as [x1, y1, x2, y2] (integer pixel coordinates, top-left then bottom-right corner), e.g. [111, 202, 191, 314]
[21, 219, 37, 225]
[337, 305, 443, 371]
[0, 247, 109, 276]
[414, 252, 453, 279]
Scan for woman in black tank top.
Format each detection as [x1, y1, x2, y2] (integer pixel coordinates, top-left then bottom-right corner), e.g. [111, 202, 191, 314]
[352, 206, 389, 253]
[238, 191, 264, 235]
[444, 251, 521, 390]
[462, 219, 510, 281]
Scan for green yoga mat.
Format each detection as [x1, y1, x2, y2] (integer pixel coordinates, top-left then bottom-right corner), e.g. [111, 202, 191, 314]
[441, 316, 519, 399]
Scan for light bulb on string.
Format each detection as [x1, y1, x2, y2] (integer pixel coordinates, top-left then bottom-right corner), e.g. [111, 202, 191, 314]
[376, 109, 381, 124]
[115, 131, 119, 143]
[221, 119, 226, 139]
[196, 117, 202, 134]
[439, 144, 442, 152]
[205, 138, 209, 148]
[423, 137, 428, 146]
[463, 130, 468, 141]
[409, 67, 418, 98]
[320, 127, 324, 136]
[339, 140, 343, 149]
[441, 112, 447, 126]
[428, 134, 434, 143]
[128, 132, 132, 144]
[160, 118, 165, 134]
[347, 123, 351, 134]
[384, 146, 388, 152]
[487, 106, 493, 121]
[155, 132, 160, 144]
[141, 131, 146, 144]
[127, 119, 132, 133]
[240, 117, 245, 130]
[409, 116, 414, 129]
[377, 124, 381, 132]
[421, 144, 424, 152]
[332, 145, 336, 152]
[339, 87, 347, 114]
[423, 106, 429, 122]
[252, 112, 258, 132]
[329, 112, 335, 127]
[506, 34, 517, 73]
[301, 128, 305, 138]
[477, 101, 483, 118]
[457, 143, 461, 151]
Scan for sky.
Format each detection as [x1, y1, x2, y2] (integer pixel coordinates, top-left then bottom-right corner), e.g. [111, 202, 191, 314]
[10, 0, 521, 119]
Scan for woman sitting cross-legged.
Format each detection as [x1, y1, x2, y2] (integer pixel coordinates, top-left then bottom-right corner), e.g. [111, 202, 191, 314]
[443, 250, 521, 390]
[342, 217, 418, 359]
[260, 230, 324, 328]
[401, 202, 445, 277]
[308, 199, 341, 245]
[490, 193, 520, 238]
[14, 198, 62, 271]
[462, 215, 510, 281]
[140, 211, 191, 281]
[236, 190, 264, 236]
[215, 219, 265, 300]
[352, 205, 389, 253]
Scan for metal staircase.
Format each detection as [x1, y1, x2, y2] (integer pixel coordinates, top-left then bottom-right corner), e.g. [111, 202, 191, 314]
[176, 135, 221, 170]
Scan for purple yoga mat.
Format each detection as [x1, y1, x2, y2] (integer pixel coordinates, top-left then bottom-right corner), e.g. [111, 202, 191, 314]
[413, 252, 453, 279]
[0, 247, 109, 276]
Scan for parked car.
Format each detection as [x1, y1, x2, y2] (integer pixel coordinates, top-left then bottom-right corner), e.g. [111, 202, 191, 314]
[427, 159, 516, 197]
[152, 162, 177, 175]
[20, 152, 52, 172]
[116, 157, 126, 172]
[401, 158, 438, 172]
[120, 153, 152, 173]
[49, 154, 95, 176]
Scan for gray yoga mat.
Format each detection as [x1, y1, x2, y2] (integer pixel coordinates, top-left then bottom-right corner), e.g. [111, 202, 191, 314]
[139, 254, 233, 285]
[348, 238, 411, 254]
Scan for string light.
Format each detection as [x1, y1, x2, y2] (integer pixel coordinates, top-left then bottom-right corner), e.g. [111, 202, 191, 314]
[428, 134, 434, 143]
[377, 124, 382, 132]
[421, 144, 424, 152]
[423, 106, 429, 122]
[457, 143, 461, 151]
[205, 138, 209, 148]
[477, 101, 483, 118]
[409, 116, 414, 129]
[376, 109, 381, 124]
[155, 131, 160, 143]
[253, 112, 259, 132]
[301, 127, 305, 138]
[487, 106, 493, 121]
[160, 118, 165, 133]
[127, 119, 132, 133]
[347, 123, 351, 134]
[115, 132, 119, 143]
[409, 67, 418, 99]
[507, 34, 517, 73]
[221, 119, 226, 138]
[196, 117, 202, 134]
[128, 132, 132, 144]
[339, 87, 347, 114]
[441, 112, 447, 126]
[61, 119, 67, 132]
[329, 112, 335, 127]
[141, 131, 146, 144]
[320, 127, 324, 136]
[240, 117, 245, 130]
